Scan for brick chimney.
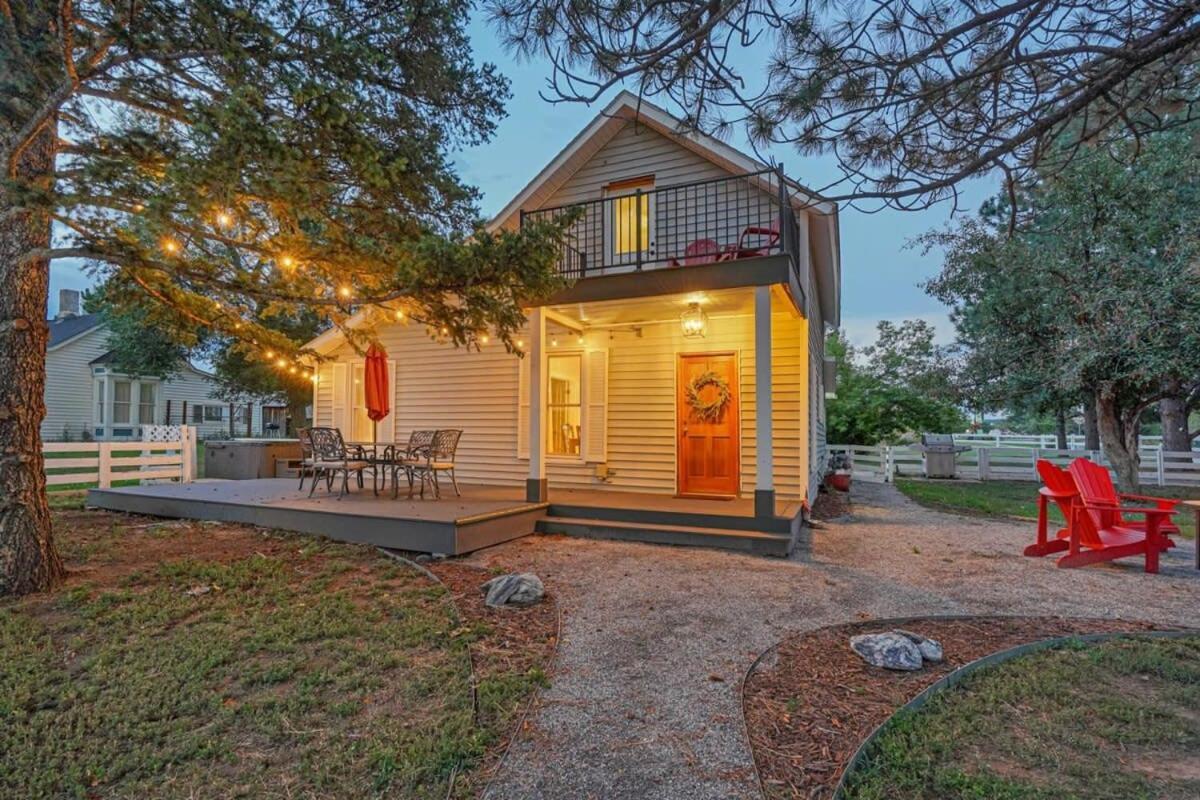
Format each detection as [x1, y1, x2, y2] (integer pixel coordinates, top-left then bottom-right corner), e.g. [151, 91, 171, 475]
[56, 289, 81, 320]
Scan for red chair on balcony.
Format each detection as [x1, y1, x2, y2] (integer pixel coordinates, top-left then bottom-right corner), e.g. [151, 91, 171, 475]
[732, 219, 781, 259]
[668, 238, 725, 267]
[1057, 458, 1176, 573]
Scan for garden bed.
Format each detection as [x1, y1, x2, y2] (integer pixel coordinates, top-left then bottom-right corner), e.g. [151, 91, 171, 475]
[743, 616, 1178, 799]
[0, 509, 557, 799]
[841, 633, 1200, 799]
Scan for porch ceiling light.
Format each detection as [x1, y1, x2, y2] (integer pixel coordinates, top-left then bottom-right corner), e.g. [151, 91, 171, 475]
[681, 302, 708, 338]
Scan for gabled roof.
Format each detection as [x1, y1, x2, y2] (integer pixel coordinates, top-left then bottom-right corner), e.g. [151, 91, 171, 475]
[47, 313, 102, 349]
[486, 90, 837, 233]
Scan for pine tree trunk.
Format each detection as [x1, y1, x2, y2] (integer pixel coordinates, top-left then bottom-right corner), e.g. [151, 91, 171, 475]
[1083, 397, 1101, 451]
[0, 121, 63, 597]
[1096, 387, 1141, 489]
[1054, 407, 1068, 450]
[1159, 379, 1190, 453]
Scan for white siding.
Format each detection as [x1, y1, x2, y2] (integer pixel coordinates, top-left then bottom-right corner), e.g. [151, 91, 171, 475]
[42, 328, 109, 441]
[315, 303, 808, 501]
[42, 324, 265, 441]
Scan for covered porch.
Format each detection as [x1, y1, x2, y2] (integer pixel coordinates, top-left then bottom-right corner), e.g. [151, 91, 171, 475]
[526, 282, 814, 524]
[86, 478, 803, 556]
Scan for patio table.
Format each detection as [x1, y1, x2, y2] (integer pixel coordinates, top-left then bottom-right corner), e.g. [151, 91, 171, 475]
[344, 441, 400, 493]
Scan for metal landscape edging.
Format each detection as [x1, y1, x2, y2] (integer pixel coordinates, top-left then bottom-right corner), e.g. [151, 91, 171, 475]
[831, 629, 1198, 799]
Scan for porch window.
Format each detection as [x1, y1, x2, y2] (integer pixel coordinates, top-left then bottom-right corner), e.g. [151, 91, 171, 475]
[548, 354, 582, 456]
[111, 381, 131, 424]
[139, 383, 156, 425]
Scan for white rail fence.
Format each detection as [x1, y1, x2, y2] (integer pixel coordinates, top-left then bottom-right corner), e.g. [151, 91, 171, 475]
[952, 431, 1200, 451]
[830, 443, 1200, 488]
[43, 426, 197, 490]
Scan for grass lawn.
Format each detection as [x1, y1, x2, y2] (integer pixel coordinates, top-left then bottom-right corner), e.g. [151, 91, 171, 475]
[896, 478, 1200, 539]
[842, 635, 1200, 800]
[0, 507, 550, 798]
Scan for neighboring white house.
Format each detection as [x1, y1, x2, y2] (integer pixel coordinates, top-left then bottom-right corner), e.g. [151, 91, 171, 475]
[44, 290, 276, 442]
[304, 92, 841, 521]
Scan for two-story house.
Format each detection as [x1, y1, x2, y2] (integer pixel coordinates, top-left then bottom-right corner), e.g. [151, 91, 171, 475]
[303, 92, 841, 554]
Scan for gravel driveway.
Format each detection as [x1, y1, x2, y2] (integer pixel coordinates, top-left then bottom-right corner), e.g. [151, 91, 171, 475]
[465, 482, 1200, 799]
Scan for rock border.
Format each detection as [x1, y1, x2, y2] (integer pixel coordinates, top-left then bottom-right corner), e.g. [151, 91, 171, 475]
[831, 628, 1199, 798]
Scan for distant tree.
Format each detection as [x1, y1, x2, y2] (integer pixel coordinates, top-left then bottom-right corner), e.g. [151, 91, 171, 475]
[490, 0, 1200, 210]
[203, 308, 328, 433]
[924, 128, 1200, 487]
[1, 1, 571, 596]
[83, 285, 191, 381]
[826, 325, 966, 445]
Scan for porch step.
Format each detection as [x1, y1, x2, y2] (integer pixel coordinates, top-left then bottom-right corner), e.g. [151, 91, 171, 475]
[546, 502, 793, 535]
[536, 515, 793, 556]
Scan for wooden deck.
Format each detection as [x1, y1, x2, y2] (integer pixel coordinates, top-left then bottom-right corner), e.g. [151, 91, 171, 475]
[86, 479, 806, 556]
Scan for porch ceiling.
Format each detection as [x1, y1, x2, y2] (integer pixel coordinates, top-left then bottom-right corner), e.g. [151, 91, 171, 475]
[549, 286, 757, 328]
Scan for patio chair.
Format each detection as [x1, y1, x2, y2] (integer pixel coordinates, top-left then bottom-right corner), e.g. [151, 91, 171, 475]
[296, 427, 318, 491]
[732, 219, 780, 259]
[407, 429, 463, 499]
[390, 429, 437, 499]
[1069, 457, 1181, 543]
[1025, 459, 1091, 557]
[1056, 458, 1177, 573]
[667, 238, 725, 267]
[308, 427, 373, 499]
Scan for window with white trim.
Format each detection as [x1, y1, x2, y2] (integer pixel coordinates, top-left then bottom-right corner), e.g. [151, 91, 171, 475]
[548, 354, 582, 456]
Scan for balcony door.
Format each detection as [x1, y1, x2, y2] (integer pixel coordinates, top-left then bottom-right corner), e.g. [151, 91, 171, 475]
[603, 175, 655, 271]
[677, 352, 740, 497]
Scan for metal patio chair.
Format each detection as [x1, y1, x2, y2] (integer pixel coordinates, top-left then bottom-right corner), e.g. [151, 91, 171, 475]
[296, 427, 318, 491]
[406, 429, 463, 499]
[391, 429, 437, 498]
[308, 427, 373, 499]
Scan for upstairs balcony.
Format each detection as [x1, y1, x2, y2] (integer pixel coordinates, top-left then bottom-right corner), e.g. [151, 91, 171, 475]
[520, 167, 804, 285]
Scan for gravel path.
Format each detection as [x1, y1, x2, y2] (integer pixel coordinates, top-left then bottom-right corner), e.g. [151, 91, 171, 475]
[467, 482, 1200, 799]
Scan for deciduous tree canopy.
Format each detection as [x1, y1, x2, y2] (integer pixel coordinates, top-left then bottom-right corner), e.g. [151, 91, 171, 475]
[923, 126, 1200, 486]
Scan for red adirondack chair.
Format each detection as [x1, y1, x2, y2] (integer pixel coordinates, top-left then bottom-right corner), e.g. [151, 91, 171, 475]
[1060, 459, 1176, 573]
[1025, 460, 1076, 557]
[1069, 457, 1181, 541]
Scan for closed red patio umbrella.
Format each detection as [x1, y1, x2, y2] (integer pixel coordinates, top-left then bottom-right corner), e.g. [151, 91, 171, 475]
[364, 343, 390, 443]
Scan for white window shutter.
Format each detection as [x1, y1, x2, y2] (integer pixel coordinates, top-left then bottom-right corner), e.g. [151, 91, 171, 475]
[584, 349, 608, 462]
[380, 360, 397, 443]
[516, 354, 530, 459]
[331, 363, 348, 433]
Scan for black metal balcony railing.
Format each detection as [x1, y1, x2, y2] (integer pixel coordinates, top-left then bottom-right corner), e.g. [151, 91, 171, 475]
[520, 167, 801, 281]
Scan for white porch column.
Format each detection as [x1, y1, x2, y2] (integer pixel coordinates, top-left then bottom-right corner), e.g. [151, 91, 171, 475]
[754, 285, 775, 517]
[526, 307, 549, 502]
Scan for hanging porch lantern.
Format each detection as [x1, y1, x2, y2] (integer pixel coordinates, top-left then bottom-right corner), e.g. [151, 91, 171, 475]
[680, 302, 708, 338]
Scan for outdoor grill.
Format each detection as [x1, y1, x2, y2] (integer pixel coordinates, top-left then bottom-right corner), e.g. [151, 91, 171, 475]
[917, 433, 971, 479]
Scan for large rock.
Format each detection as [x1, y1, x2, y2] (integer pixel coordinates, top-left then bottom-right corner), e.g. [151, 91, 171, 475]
[896, 629, 944, 663]
[849, 632, 924, 671]
[481, 573, 545, 608]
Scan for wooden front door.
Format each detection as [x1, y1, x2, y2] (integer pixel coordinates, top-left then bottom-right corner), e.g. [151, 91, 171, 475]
[677, 352, 740, 497]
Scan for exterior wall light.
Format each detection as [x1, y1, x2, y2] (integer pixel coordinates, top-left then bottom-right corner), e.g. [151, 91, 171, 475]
[681, 302, 708, 338]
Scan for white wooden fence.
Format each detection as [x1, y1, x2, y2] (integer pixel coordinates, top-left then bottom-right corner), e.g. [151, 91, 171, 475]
[952, 431, 1197, 450]
[43, 426, 197, 489]
[829, 442, 1200, 488]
